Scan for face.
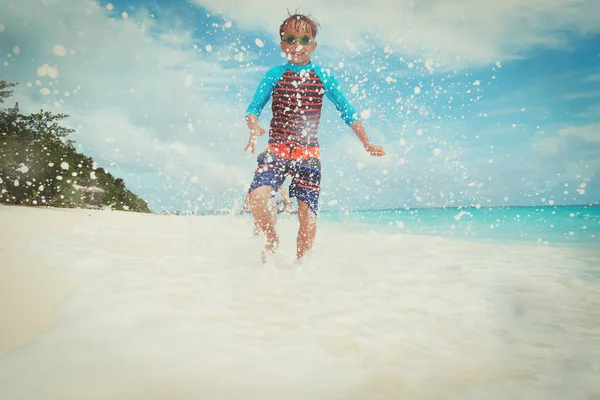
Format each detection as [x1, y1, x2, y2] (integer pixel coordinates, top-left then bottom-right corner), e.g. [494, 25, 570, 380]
[280, 22, 317, 65]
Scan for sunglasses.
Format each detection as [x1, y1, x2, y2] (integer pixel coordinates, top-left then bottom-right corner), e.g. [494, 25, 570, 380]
[281, 34, 314, 45]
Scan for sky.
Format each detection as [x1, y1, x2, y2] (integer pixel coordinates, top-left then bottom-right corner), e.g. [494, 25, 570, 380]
[1, 0, 599, 212]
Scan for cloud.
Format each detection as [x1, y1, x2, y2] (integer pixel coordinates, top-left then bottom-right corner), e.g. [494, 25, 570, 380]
[318, 121, 509, 209]
[559, 123, 600, 142]
[190, 0, 600, 68]
[2, 0, 598, 212]
[532, 136, 562, 156]
[0, 0, 258, 210]
[574, 104, 600, 119]
[530, 123, 600, 197]
[583, 73, 600, 83]
[562, 91, 600, 100]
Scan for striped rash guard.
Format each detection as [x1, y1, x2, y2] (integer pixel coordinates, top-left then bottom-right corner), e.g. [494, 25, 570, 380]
[246, 62, 359, 160]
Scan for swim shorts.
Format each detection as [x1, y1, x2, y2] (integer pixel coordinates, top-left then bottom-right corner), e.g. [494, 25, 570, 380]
[248, 150, 321, 214]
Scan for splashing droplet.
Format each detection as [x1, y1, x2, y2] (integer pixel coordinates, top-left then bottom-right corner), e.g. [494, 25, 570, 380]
[53, 45, 67, 57]
[184, 75, 193, 88]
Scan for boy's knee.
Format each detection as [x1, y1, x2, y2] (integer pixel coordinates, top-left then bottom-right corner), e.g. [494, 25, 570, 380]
[249, 185, 275, 207]
[297, 202, 317, 227]
[299, 201, 319, 219]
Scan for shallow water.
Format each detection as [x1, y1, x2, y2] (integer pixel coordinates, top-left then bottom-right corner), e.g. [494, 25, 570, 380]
[1, 210, 599, 399]
[317, 205, 600, 246]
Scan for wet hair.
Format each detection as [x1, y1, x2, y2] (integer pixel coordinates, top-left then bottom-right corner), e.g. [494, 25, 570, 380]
[279, 9, 321, 38]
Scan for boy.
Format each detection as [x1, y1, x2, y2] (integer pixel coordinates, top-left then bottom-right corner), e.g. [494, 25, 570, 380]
[243, 12, 385, 263]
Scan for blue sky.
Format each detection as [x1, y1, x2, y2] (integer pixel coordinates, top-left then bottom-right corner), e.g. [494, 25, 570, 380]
[1, 0, 599, 212]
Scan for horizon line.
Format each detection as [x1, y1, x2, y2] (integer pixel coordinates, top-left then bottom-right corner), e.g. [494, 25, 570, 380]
[157, 203, 600, 214]
[335, 203, 600, 213]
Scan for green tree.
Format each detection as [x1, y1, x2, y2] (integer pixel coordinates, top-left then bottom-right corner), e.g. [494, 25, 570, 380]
[0, 80, 151, 213]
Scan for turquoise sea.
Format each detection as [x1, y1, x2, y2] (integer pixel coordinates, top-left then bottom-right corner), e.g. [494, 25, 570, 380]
[314, 205, 600, 247]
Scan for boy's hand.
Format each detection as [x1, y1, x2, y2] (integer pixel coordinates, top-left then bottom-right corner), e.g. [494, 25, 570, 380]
[243, 135, 256, 153]
[243, 125, 265, 153]
[364, 142, 386, 156]
[250, 125, 266, 137]
[350, 121, 385, 157]
[284, 200, 294, 212]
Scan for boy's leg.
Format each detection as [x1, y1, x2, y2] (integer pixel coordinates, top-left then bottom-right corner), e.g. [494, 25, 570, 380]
[252, 219, 260, 237]
[247, 151, 286, 255]
[249, 186, 278, 252]
[296, 200, 317, 260]
[271, 199, 278, 225]
[288, 157, 321, 261]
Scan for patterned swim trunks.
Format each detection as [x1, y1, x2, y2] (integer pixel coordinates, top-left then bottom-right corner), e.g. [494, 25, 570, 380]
[248, 150, 321, 214]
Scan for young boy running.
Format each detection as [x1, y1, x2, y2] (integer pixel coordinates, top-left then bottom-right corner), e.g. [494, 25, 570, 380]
[243, 12, 385, 263]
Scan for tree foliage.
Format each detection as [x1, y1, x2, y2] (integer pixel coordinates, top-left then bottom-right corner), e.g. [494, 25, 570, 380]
[0, 80, 151, 213]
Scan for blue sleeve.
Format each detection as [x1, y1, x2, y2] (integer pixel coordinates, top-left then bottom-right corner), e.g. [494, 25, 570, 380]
[245, 66, 284, 118]
[314, 65, 359, 126]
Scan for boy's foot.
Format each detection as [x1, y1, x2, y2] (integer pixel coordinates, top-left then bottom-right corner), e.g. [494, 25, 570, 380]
[260, 238, 279, 264]
[261, 248, 293, 269]
[293, 249, 313, 267]
[260, 248, 274, 265]
[292, 256, 304, 268]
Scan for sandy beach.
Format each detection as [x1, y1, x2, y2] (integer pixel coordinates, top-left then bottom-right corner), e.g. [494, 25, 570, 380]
[1, 204, 599, 399]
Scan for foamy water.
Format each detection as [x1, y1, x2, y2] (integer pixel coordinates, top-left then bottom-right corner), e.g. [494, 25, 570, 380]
[1, 207, 599, 399]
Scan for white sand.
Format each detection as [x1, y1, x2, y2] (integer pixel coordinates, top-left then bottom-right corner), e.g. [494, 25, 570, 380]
[0, 206, 84, 357]
[0, 204, 599, 399]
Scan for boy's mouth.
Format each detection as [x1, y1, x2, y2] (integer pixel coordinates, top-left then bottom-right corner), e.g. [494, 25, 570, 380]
[289, 45, 307, 58]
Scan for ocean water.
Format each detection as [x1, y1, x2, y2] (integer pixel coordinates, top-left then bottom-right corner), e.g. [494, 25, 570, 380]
[315, 205, 600, 247]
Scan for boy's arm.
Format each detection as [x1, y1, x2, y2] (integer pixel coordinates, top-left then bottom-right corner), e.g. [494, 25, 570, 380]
[246, 67, 279, 118]
[243, 67, 280, 153]
[350, 120, 385, 156]
[245, 114, 263, 135]
[243, 114, 265, 153]
[318, 67, 385, 156]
